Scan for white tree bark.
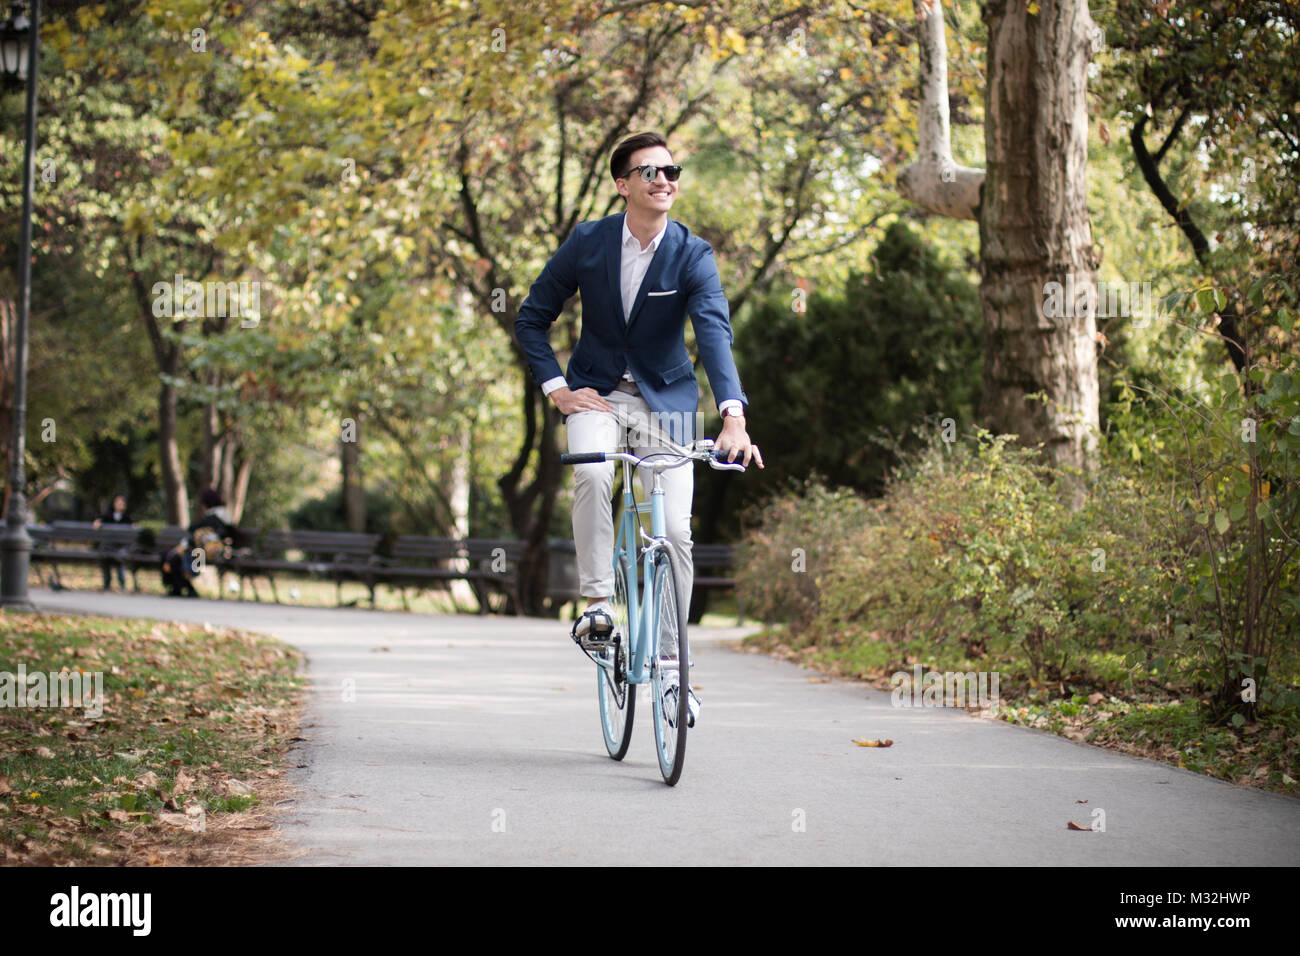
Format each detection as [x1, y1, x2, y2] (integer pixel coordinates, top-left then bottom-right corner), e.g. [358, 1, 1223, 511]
[896, 0, 984, 221]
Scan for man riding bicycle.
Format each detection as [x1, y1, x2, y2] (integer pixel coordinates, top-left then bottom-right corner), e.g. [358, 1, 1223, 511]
[514, 132, 764, 708]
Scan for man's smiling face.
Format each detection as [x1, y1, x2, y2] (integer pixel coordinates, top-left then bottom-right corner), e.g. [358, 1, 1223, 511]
[618, 145, 677, 215]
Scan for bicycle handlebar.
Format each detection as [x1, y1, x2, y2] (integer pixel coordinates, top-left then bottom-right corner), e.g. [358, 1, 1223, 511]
[560, 446, 747, 471]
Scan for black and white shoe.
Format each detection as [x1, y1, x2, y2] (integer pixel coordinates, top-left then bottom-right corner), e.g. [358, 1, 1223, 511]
[572, 601, 615, 649]
[660, 675, 701, 729]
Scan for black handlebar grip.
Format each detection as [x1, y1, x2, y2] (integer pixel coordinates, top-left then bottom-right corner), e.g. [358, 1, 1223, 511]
[560, 452, 607, 465]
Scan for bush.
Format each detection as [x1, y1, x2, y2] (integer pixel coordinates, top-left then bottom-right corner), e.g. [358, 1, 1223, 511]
[738, 430, 1183, 692]
[1109, 350, 1300, 722]
[734, 480, 870, 629]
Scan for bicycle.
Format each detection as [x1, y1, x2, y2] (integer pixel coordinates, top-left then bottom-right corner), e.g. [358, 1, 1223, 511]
[560, 433, 746, 785]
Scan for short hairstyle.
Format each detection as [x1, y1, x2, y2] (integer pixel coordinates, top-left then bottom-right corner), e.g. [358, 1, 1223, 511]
[610, 131, 669, 182]
[200, 488, 224, 509]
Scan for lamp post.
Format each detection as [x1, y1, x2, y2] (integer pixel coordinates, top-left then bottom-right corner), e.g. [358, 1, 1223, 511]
[0, 0, 39, 610]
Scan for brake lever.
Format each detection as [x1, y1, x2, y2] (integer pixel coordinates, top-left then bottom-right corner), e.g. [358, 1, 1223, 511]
[708, 457, 747, 472]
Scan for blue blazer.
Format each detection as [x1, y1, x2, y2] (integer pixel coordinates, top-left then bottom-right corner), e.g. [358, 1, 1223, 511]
[514, 213, 747, 444]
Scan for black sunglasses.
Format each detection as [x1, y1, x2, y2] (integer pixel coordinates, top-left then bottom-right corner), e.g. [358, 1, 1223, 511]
[622, 164, 682, 183]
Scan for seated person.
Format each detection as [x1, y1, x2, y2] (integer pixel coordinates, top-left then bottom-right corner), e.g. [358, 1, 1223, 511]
[93, 494, 133, 591]
[162, 489, 235, 597]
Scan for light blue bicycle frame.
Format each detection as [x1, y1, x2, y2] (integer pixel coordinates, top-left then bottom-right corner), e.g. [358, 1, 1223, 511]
[610, 454, 669, 687]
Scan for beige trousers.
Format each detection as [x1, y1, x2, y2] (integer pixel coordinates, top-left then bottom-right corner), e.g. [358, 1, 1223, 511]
[565, 381, 694, 617]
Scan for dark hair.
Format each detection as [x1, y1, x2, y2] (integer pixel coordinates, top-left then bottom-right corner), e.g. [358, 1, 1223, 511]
[200, 488, 224, 509]
[610, 131, 669, 182]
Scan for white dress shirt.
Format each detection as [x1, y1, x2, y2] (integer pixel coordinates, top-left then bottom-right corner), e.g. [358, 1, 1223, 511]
[543, 214, 742, 418]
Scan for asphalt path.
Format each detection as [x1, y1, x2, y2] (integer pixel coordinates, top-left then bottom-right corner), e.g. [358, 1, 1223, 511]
[26, 588, 1300, 865]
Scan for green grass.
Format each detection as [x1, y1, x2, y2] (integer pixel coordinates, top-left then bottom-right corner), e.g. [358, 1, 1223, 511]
[1, 610, 303, 864]
[33, 561, 479, 615]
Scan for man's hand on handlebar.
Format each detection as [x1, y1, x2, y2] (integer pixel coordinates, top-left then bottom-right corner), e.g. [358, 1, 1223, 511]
[551, 386, 614, 416]
[717, 412, 764, 469]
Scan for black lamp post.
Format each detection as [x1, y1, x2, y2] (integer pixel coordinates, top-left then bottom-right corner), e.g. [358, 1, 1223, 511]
[0, 0, 39, 610]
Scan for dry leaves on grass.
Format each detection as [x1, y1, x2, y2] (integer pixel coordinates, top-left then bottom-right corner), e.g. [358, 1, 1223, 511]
[1, 612, 304, 866]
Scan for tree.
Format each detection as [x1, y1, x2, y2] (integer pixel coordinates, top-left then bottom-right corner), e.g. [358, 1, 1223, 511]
[896, 0, 1102, 470]
[1101, 0, 1300, 374]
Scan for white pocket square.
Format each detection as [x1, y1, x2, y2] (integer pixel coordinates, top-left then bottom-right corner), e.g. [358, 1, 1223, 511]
[646, 289, 677, 296]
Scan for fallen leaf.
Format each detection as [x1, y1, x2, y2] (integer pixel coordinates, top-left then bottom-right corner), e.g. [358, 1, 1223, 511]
[1067, 821, 1095, 831]
[852, 738, 893, 747]
[808, 677, 830, 683]
[134, 771, 161, 790]
[1075, 798, 1088, 803]
[0, 776, 11, 796]
[34, 746, 55, 759]
[224, 779, 253, 796]
[104, 809, 131, 823]
[174, 769, 194, 795]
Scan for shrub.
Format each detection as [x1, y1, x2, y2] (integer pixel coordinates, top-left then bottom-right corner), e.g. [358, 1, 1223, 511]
[738, 430, 1183, 692]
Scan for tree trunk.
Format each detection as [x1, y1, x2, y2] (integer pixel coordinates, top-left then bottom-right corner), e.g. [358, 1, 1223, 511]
[979, 0, 1100, 471]
[158, 371, 188, 525]
[342, 408, 365, 533]
[230, 454, 251, 525]
[448, 425, 476, 606]
[127, 243, 190, 523]
[201, 374, 220, 490]
[497, 369, 559, 617]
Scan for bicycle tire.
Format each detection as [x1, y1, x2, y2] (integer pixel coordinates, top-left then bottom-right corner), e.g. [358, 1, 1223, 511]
[650, 549, 690, 785]
[598, 548, 636, 759]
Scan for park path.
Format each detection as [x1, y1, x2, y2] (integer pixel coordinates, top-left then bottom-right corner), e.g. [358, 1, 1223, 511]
[28, 588, 1300, 865]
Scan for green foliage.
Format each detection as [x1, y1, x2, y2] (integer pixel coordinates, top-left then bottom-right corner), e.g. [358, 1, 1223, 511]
[734, 482, 871, 629]
[288, 487, 396, 536]
[739, 431, 1185, 692]
[1097, 1, 1300, 365]
[1108, 337, 1300, 721]
[730, 221, 982, 511]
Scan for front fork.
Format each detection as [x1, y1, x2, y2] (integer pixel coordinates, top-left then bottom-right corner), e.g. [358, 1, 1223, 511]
[619, 458, 667, 686]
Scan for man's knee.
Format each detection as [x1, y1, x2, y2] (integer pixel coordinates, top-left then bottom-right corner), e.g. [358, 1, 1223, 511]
[667, 520, 693, 554]
[573, 461, 615, 496]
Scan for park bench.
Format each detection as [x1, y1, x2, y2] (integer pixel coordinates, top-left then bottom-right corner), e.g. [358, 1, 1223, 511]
[372, 535, 475, 611]
[230, 529, 381, 606]
[15, 519, 737, 618]
[27, 521, 185, 591]
[465, 538, 526, 613]
[688, 542, 740, 624]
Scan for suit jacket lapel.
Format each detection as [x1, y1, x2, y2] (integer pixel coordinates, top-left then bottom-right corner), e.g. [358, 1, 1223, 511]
[605, 216, 625, 325]
[625, 220, 677, 332]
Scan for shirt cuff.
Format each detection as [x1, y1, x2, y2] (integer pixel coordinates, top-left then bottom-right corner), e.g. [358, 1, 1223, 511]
[541, 376, 568, 396]
[718, 400, 744, 417]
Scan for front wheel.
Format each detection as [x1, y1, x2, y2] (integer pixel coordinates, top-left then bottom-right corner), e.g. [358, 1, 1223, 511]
[598, 549, 635, 759]
[650, 549, 690, 785]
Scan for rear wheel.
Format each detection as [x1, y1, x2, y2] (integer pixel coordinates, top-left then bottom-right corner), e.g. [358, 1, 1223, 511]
[598, 549, 635, 759]
[650, 550, 689, 785]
